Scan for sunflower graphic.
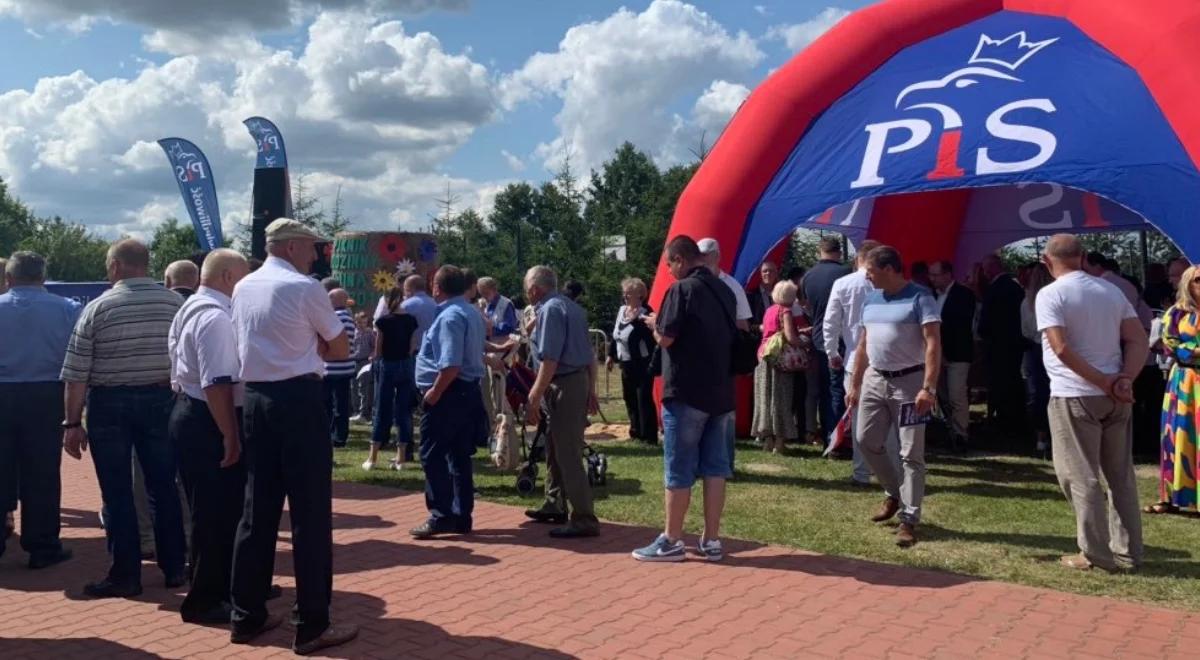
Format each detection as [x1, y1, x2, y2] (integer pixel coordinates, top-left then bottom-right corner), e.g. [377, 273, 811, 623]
[394, 258, 416, 277]
[372, 269, 397, 293]
[377, 234, 406, 262]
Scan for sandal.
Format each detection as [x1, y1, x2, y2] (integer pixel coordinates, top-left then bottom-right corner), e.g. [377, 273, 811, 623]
[1143, 502, 1178, 515]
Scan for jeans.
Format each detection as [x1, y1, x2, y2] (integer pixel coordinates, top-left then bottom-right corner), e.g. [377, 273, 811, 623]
[372, 358, 415, 460]
[0, 382, 65, 559]
[419, 378, 483, 531]
[324, 375, 353, 446]
[816, 352, 845, 441]
[663, 400, 733, 489]
[87, 385, 185, 585]
[232, 377, 332, 645]
[352, 362, 374, 418]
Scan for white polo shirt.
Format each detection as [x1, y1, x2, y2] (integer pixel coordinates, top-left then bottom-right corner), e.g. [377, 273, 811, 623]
[717, 270, 753, 322]
[1036, 271, 1137, 397]
[233, 256, 345, 382]
[169, 286, 243, 405]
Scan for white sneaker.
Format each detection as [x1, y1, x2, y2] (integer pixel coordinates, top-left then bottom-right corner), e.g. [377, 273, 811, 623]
[350, 415, 365, 423]
[361, 460, 375, 471]
[389, 459, 404, 471]
[697, 537, 724, 562]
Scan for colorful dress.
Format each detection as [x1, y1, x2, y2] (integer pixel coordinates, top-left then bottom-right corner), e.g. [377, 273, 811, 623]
[1160, 305, 1199, 510]
[752, 304, 797, 440]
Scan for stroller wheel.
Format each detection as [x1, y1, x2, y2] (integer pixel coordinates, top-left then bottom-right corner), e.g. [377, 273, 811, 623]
[516, 465, 537, 495]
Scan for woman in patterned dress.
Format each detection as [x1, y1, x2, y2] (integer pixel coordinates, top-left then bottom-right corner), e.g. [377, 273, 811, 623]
[1146, 265, 1200, 515]
[752, 281, 808, 454]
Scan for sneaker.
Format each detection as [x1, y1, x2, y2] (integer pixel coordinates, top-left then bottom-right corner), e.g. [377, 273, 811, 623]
[631, 534, 685, 562]
[696, 537, 724, 562]
[349, 415, 365, 423]
[361, 460, 375, 471]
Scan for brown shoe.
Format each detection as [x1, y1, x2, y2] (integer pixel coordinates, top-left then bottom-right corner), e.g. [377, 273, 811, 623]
[1060, 554, 1093, 571]
[895, 523, 917, 548]
[871, 497, 900, 522]
[294, 623, 359, 656]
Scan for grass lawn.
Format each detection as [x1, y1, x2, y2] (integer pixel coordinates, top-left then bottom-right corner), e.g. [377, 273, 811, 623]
[334, 378, 1200, 611]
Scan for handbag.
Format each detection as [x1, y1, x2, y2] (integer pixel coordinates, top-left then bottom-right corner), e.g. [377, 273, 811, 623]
[763, 332, 811, 372]
[698, 276, 758, 376]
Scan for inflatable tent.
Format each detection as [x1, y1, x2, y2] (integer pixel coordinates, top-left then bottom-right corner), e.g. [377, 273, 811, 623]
[650, 0, 1200, 434]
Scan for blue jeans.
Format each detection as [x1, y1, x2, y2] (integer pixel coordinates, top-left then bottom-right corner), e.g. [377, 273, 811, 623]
[419, 379, 484, 531]
[662, 400, 733, 489]
[87, 385, 185, 585]
[817, 352, 846, 441]
[324, 375, 352, 446]
[372, 358, 415, 459]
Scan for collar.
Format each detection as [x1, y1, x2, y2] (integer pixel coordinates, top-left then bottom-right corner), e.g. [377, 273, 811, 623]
[264, 255, 299, 274]
[990, 272, 1007, 284]
[538, 291, 563, 308]
[6, 285, 48, 296]
[195, 286, 232, 308]
[818, 258, 842, 265]
[112, 277, 157, 290]
[437, 295, 466, 311]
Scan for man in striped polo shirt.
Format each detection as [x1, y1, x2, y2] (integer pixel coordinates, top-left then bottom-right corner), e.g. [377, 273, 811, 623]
[324, 288, 357, 447]
[61, 239, 188, 598]
[846, 246, 942, 549]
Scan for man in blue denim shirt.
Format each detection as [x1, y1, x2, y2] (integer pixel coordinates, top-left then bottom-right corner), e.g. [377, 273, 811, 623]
[410, 265, 486, 539]
[0, 251, 80, 568]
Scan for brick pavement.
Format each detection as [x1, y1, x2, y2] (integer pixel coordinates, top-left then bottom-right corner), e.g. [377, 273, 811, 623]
[1, 456, 1196, 659]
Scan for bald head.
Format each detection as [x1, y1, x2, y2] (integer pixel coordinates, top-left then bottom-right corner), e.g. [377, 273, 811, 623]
[164, 260, 199, 291]
[329, 288, 350, 309]
[403, 274, 427, 297]
[1044, 234, 1083, 275]
[199, 249, 248, 296]
[107, 239, 150, 281]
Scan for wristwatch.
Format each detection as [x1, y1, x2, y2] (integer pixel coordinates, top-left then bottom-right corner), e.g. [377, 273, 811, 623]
[921, 386, 936, 396]
[61, 421, 82, 429]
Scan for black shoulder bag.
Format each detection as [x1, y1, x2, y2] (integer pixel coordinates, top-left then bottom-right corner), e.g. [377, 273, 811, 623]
[698, 277, 759, 376]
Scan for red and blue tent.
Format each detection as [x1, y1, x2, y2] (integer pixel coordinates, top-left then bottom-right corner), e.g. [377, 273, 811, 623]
[650, 0, 1200, 433]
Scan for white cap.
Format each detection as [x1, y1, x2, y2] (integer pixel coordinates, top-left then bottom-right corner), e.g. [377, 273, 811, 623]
[697, 237, 720, 255]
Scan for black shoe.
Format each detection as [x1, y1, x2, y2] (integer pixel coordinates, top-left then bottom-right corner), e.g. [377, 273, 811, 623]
[268, 584, 283, 600]
[83, 579, 143, 599]
[181, 602, 233, 625]
[231, 613, 285, 644]
[294, 623, 359, 656]
[165, 573, 188, 589]
[524, 509, 567, 525]
[29, 548, 73, 569]
[140, 549, 155, 561]
[549, 525, 599, 539]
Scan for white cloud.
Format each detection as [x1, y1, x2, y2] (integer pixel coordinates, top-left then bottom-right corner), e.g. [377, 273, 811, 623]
[500, 0, 763, 173]
[767, 7, 849, 52]
[754, 5, 769, 17]
[691, 80, 750, 137]
[500, 149, 526, 172]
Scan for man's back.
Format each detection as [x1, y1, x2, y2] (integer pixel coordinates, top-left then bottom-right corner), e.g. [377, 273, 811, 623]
[1036, 271, 1135, 397]
[940, 283, 976, 363]
[804, 260, 853, 349]
[824, 269, 872, 366]
[61, 278, 182, 386]
[658, 267, 735, 414]
[402, 293, 438, 341]
[532, 293, 593, 373]
[0, 287, 81, 383]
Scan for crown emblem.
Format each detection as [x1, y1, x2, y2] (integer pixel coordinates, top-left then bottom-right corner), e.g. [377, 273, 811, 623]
[968, 31, 1058, 71]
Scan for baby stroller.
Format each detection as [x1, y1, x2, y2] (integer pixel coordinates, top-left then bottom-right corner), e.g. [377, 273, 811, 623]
[505, 363, 608, 496]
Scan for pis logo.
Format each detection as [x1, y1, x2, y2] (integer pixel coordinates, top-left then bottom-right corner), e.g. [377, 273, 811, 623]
[851, 31, 1059, 189]
[167, 141, 208, 183]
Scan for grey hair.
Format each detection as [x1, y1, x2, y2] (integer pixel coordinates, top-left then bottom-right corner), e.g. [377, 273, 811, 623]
[524, 265, 558, 291]
[6, 251, 47, 284]
[477, 276, 499, 291]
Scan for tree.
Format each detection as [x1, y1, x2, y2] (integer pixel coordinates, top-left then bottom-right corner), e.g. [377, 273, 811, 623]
[149, 218, 201, 279]
[0, 177, 34, 257]
[18, 217, 109, 282]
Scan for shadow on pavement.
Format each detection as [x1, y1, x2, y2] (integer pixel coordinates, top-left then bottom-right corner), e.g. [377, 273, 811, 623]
[0, 637, 160, 658]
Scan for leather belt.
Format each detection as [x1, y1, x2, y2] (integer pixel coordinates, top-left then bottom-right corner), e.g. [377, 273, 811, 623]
[875, 364, 924, 379]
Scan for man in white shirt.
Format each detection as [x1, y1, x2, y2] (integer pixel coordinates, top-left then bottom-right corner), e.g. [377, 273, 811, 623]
[167, 249, 249, 625]
[823, 240, 899, 485]
[698, 238, 752, 470]
[229, 219, 357, 654]
[1036, 234, 1148, 573]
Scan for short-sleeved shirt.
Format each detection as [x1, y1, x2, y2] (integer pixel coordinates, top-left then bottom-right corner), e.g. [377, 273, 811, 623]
[0, 286, 81, 383]
[415, 296, 486, 389]
[1036, 271, 1137, 397]
[323, 308, 358, 377]
[485, 294, 519, 339]
[531, 292, 594, 375]
[658, 266, 735, 415]
[233, 256, 345, 382]
[168, 286, 243, 405]
[717, 271, 753, 322]
[376, 313, 419, 361]
[61, 277, 183, 386]
[860, 282, 940, 372]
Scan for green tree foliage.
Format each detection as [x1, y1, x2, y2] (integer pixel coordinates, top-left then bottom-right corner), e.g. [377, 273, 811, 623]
[18, 216, 110, 281]
[0, 177, 34, 257]
[149, 217, 200, 278]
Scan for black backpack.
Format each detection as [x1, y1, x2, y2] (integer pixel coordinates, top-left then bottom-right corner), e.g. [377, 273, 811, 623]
[698, 276, 758, 376]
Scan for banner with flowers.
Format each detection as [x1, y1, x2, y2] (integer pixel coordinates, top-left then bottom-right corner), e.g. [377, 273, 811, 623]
[330, 231, 439, 311]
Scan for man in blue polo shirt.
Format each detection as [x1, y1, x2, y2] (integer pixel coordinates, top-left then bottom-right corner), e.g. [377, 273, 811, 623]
[0, 251, 80, 568]
[847, 246, 941, 548]
[410, 265, 486, 539]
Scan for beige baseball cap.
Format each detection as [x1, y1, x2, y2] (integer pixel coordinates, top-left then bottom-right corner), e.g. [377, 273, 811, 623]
[265, 218, 327, 242]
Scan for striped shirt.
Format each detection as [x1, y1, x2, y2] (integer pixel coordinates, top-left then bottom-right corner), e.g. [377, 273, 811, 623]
[323, 308, 357, 377]
[61, 277, 183, 386]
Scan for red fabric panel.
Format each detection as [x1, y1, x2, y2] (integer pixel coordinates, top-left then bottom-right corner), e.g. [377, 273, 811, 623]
[649, 0, 1002, 309]
[865, 190, 973, 271]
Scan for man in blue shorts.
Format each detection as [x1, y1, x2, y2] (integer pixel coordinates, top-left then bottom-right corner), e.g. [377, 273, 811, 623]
[634, 236, 735, 562]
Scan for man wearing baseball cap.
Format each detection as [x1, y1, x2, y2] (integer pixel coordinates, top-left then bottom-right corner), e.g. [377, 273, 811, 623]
[697, 238, 752, 469]
[229, 218, 358, 654]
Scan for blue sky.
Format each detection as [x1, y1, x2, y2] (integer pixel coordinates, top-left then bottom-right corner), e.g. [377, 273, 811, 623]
[0, 1, 872, 238]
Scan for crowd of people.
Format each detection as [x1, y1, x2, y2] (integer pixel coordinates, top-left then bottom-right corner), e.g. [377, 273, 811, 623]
[1, 219, 1198, 654]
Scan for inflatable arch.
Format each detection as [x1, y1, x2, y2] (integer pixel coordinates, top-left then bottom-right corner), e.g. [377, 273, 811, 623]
[650, 0, 1200, 307]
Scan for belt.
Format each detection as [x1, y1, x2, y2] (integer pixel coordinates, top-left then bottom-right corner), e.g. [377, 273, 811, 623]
[875, 364, 924, 379]
[246, 373, 321, 386]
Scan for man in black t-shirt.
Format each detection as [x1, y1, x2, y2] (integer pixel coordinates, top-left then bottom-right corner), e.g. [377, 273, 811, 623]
[633, 236, 735, 563]
[802, 237, 852, 443]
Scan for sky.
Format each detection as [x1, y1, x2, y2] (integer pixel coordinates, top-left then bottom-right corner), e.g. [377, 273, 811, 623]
[0, 0, 873, 240]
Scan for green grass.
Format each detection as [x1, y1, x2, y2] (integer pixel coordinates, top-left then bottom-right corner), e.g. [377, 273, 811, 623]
[334, 379, 1200, 611]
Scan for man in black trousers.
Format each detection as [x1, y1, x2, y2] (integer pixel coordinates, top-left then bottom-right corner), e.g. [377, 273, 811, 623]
[229, 219, 356, 655]
[168, 249, 249, 624]
[978, 254, 1027, 436]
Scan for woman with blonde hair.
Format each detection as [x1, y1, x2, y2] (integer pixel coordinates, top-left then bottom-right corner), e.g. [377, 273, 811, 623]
[1146, 264, 1200, 514]
[752, 280, 810, 454]
[606, 277, 658, 443]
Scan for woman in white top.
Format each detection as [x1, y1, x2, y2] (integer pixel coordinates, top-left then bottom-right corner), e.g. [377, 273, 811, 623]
[1021, 263, 1054, 458]
[606, 278, 658, 443]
